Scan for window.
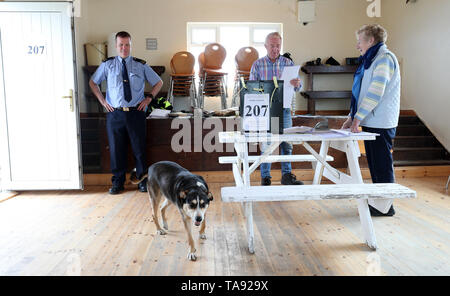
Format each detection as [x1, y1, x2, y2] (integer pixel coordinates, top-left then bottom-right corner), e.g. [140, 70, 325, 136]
[187, 22, 283, 93]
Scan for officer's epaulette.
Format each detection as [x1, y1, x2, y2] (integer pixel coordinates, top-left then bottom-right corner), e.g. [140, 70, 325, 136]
[133, 57, 147, 65]
[102, 56, 115, 63]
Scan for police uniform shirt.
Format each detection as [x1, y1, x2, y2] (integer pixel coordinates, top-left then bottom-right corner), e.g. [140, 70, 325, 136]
[91, 56, 161, 108]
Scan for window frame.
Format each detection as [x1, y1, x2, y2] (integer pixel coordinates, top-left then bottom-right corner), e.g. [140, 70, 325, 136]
[187, 22, 283, 54]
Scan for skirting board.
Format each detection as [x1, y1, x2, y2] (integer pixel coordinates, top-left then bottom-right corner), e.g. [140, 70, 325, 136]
[84, 166, 450, 185]
[0, 191, 19, 203]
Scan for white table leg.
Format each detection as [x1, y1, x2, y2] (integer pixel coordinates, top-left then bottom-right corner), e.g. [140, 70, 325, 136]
[312, 141, 330, 185]
[356, 200, 377, 250]
[248, 142, 280, 175]
[345, 140, 378, 250]
[303, 141, 340, 181]
[232, 163, 244, 187]
[237, 141, 255, 254]
[245, 201, 255, 254]
[233, 143, 246, 215]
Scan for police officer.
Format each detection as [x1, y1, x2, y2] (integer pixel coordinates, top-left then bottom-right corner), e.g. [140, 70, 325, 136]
[89, 31, 163, 194]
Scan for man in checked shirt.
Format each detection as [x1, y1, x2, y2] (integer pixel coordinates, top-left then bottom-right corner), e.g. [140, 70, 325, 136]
[249, 32, 303, 186]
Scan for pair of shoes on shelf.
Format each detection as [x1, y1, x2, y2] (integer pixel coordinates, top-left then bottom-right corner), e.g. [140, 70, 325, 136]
[261, 173, 304, 186]
[369, 205, 395, 217]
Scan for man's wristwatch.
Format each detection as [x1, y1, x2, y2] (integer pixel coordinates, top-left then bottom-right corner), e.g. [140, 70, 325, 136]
[147, 94, 154, 100]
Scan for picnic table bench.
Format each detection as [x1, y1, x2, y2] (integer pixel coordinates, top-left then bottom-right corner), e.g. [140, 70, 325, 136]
[218, 131, 416, 253]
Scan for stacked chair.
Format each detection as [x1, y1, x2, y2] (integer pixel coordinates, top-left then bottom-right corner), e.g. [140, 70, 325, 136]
[167, 51, 198, 108]
[197, 43, 228, 109]
[231, 46, 259, 107]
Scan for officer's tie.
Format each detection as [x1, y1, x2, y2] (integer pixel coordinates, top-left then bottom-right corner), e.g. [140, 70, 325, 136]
[122, 59, 132, 102]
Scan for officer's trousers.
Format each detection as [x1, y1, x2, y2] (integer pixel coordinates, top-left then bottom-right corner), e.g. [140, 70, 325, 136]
[106, 109, 147, 187]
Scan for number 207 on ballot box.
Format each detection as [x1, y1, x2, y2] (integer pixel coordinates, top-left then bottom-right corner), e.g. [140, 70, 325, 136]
[242, 93, 270, 133]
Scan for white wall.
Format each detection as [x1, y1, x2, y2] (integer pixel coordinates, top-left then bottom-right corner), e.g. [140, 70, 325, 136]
[381, 0, 450, 151]
[4, 0, 448, 151]
[74, 0, 90, 112]
[82, 0, 374, 112]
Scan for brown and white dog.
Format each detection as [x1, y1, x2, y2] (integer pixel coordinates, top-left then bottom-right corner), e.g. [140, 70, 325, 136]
[130, 161, 213, 261]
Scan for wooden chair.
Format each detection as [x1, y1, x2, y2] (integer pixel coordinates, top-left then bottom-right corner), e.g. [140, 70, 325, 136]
[168, 51, 198, 108]
[231, 46, 259, 107]
[198, 43, 228, 109]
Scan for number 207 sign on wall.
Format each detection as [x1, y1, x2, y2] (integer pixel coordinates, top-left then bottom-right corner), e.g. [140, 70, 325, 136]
[242, 93, 270, 133]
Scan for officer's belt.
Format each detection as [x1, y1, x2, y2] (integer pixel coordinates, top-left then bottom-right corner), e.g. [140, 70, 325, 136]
[114, 107, 138, 112]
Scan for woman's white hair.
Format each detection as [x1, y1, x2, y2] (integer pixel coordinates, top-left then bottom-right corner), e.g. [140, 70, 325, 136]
[357, 24, 388, 43]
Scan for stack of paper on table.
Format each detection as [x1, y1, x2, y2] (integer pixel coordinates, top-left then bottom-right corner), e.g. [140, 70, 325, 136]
[284, 126, 333, 133]
[331, 128, 376, 137]
[147, 109, 171, 118]
[283, 126, 314, 134]
[284, 126, 377, 138]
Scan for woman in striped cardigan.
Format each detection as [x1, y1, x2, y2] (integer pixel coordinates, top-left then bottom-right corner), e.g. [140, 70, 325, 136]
[342, 24, 401, 217]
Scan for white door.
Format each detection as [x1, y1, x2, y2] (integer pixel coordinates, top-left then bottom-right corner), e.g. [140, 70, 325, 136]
[0, 2, 82, 190]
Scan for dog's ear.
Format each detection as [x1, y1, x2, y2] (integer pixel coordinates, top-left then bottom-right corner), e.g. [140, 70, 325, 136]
[207, 191, 213, 201]
[179, 190, 187, 200]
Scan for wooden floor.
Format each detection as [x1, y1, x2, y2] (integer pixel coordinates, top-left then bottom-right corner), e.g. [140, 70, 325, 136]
[0, 176, 449, 276]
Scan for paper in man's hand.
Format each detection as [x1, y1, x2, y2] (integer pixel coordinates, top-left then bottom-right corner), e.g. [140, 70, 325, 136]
[281, 65, 300, 109]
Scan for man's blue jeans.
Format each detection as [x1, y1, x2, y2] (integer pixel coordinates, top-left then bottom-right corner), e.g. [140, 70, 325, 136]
[260, 108, 293, 179]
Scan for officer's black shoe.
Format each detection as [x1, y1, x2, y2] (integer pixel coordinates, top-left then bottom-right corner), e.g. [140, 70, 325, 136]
[109, 185, 124, 195]
[138, 181, 147, 192]
[281, 173, 304, 185]
[261, 177, 271, 186]
[369, 205, 396, 217]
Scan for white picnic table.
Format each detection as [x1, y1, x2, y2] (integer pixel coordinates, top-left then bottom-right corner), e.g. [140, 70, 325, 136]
[219, 130, 416, 253]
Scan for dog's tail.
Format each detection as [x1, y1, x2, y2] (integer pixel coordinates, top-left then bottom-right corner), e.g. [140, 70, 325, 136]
[129, 168, 148, 184]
